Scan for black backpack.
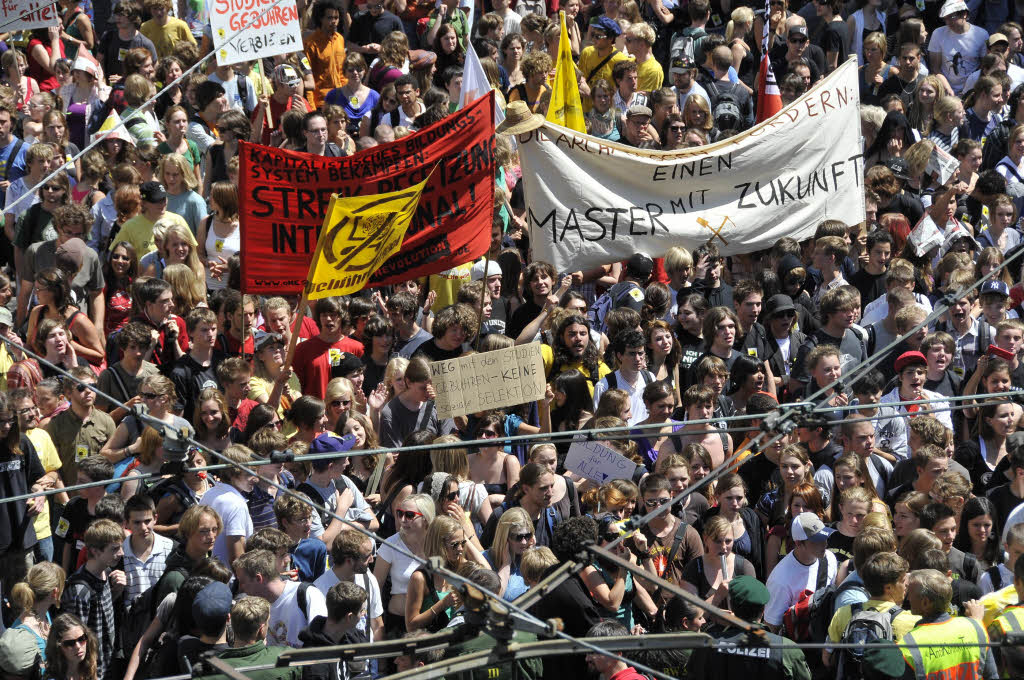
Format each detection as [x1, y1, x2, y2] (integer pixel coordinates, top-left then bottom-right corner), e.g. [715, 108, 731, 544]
[119, 564, 189, 663]
[836, 603, 904, 680]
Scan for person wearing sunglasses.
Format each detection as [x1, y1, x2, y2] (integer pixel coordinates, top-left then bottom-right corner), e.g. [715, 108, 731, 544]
[100, 374, 188, 464]
[373, 493, 435, 637]
[482, 507, 535, 600]
[469, 412, 521, 511]
[635, 473, 703, 605]
[763, 294, 805, 399]
[44, 613, 98, 680]
[405, 515, 489, 632]
[581, 512, 658, 631]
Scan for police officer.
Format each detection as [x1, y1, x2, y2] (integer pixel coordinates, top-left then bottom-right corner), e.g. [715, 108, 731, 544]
[901, 569, 999, 680]
[987, 555, 1024, 677]
[689, 575, 811, 680]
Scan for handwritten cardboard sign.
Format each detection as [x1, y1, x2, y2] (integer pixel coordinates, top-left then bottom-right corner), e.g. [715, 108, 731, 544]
[429, 343, 546, 420]
[1, 0, 58, 32]
[210, 0, 303, 66]
[564, 440, 638, 483]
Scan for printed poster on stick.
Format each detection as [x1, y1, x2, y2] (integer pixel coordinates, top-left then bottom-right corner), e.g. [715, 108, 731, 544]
[1, 0, 58, 32]
[564, 440, 638, 483]
[519, 58, 865, 275]
[429, 343, 546, 420]
[211, 0, 303, 66]
[239, 93, 495, 294]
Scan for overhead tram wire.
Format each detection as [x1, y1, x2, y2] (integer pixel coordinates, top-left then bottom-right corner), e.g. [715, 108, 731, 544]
[2, 0, 308, 217]
[0, 336, 681, 680]
[604, 245, 1024, 552]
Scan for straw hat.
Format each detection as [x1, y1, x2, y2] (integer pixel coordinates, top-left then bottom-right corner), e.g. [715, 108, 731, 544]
[496, 101, 545, 135]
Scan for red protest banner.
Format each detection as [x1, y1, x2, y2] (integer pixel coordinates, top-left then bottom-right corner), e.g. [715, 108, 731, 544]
[239, 93, 495, 295]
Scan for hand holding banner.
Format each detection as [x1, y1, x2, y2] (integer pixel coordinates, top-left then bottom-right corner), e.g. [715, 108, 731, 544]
[429, 343, 546, 419]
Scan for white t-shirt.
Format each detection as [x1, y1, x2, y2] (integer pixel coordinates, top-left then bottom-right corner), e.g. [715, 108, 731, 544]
[764, 549, 838, 626]
[377, 533, 420, 596]
[199, 483, 253, 565]
[208, 72, 258, 114]
[267, 581, 328, 648]
[928, 24, 989, 94]
[312, 570, 384, 640]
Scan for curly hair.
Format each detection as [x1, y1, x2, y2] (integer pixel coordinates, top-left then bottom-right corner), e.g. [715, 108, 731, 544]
[552, 314, 601, 378]
[550, 515, 598, 562]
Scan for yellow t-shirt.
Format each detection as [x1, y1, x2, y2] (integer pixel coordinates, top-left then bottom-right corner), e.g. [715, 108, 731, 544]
[540, 343, 612, 396]
[827, 599, 921, 646]
[248, 375, 300, 439]
[26, 428, 61, 541]
[636, 56, 664, 93]
[0, 342, 12, 393]
[578, 46, 631, 112]
[140, 17, 196, 58]
[111, 211, 189, 262]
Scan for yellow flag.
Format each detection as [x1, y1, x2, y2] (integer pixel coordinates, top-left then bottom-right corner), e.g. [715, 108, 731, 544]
[305, 177, 430, 300]
[546, 10, 586, 132]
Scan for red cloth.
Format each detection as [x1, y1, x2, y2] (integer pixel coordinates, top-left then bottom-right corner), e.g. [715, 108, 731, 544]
[217, 332, 256, 357]
[651, 257, 669, 284]
[231, 398, 260, 432]
[131, 313, 189, 368]
[293, 335, 364, 399]
[28, 38, 66, 92]
[609, 668, 648, 680]
[252, 95, 312, 146]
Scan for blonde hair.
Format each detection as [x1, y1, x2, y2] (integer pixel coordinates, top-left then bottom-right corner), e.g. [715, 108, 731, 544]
[423, 515, 466, 567]
[489, 507, 533, 567]
[231, 596, 271, 642]
[384, 357, 409, 400]
[430, 434, 471, 480]
[521, 546, 558, 584]
[163, 263, 206, 312]
[159, 152, 198, 190]
[159, 221, 205, 279]
[401, 493, 437, 524]
[10, 562, 65, 616]
[726, 6, 754, 41]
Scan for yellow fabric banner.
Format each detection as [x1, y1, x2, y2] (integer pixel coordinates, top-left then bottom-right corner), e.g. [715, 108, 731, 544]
[545, 11, 586, 133]
[306, 178, 430, 300]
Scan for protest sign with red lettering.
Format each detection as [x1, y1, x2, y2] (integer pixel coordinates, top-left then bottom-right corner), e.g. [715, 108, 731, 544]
[1, 0, 58, 32]
[239, 92, 495, 295]
[211, 0, 302, 66]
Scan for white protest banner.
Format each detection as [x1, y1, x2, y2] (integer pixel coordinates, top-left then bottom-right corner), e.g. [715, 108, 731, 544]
[429, 343, 546, 420]
[211, 0, 303, 66]
[1, 0, 58, 32]
[564, 440, 638, 483]
[519, 57, 865, 274]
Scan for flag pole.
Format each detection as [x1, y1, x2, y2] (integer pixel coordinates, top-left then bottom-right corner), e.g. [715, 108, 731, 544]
[474, 251, 490, 351]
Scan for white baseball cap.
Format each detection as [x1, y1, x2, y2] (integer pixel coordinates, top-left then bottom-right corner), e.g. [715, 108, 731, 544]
[939, 0, 968, 17]
[471, 259, 502, 281]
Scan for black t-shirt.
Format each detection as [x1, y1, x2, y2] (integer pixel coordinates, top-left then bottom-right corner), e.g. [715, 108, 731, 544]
[362, 355, 388, 396]
[412, 339, 463, 363]
[986, 483, 1023, 530]
[826, 527, 855, 563]
[925, 370, 961, 398]
[177, 637, 229, 673]
[348, 9, 403, 46]
[481, 297, 509, 337]
[877, 73, 923, 111]
[848, 269, 888, 310]
[0, 437, 45, 552]
[507, 300, 542, 342]
[168, 351, 224, 420]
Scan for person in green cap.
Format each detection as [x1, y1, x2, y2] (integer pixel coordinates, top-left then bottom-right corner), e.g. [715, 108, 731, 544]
[689, 574, 812, 680]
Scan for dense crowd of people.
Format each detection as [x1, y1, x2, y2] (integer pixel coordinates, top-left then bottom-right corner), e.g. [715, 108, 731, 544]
[2, 0, 1024, 679]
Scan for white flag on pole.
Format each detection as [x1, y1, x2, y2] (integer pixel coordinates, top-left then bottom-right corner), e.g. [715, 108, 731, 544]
[459, 40, 505, 126]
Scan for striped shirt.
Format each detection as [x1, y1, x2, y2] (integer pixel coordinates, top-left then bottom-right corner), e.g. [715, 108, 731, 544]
[122, 533, 175, 606]
[61, 567, 117, 680]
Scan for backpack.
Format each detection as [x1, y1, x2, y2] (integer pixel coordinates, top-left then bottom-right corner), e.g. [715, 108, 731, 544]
[836, 603, 904, 680]
[705, 80, 742, 130]
[119, 563, 189, 662]
[590, 282, 643, 334]
[986, 565, 1005, 591]
[606, 370, 655, 391]
[782, 555, 830, 642]
[669, 28, 704, 65]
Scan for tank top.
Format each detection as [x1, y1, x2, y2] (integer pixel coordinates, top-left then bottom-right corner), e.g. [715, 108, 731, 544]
[204, 216, 240, 291]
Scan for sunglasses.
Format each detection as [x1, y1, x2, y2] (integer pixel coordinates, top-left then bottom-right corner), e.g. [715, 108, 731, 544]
[330, 399, 352, 408]
[644, 497, 671, 508]
[61, 634, 88, 648]
[75, 383, 95, 393]
[396, 509, 424, 521]
[669, 125, 686, 132]
[140, 392, 161, 400]
[511, 532, 533, 542]
[445, 490, 459, 501]
[479, 429, 499, 438]
[42, 185, 64, 192]
[789, 37, 807, 44]
[448, 539, 467, 550]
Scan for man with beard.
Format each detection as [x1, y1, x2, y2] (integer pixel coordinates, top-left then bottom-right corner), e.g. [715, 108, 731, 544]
[541, 314, 611, 394]
[313, 531, 384, 645]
